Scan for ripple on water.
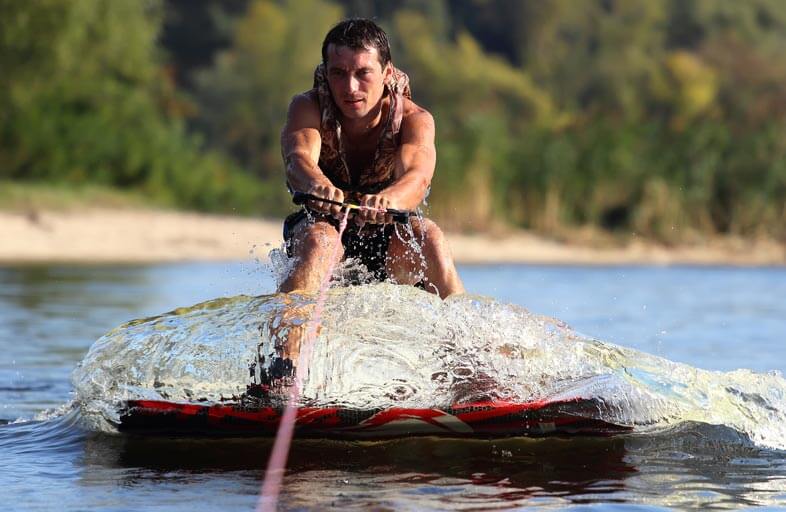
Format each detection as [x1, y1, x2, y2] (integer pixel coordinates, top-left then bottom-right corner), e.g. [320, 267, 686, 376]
[0, 407, 85, 458]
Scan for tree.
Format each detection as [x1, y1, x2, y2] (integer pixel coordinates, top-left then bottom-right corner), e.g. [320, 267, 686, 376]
[194, 0, 343, 191]
[0, 0, 265, 212]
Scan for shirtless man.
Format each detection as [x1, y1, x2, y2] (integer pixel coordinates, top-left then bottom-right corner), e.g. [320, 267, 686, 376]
[279, 18, 464, 299]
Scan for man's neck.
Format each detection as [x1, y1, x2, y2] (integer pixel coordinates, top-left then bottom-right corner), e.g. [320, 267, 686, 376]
[339, 97, 387, 139]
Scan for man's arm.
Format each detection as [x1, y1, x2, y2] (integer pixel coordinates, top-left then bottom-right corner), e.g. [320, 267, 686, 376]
[360, 108, 436, 223]
[281, 93, 344, 217]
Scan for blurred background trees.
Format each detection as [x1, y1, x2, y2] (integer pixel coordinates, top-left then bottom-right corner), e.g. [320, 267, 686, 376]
[0, 0, 266, 211]
[2, 0, 785, 241]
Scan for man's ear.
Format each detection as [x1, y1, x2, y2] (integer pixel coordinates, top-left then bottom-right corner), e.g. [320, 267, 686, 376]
[383, 63, 393, 83]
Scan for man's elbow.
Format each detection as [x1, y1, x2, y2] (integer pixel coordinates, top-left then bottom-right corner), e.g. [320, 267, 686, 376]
[417, 174, 432, 194]
[409, 174, 432, 202]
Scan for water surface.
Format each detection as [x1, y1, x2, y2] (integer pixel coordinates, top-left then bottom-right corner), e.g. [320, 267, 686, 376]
[2, 262, 786, 510]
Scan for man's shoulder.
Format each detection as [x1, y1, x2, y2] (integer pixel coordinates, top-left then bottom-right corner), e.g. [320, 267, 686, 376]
[401, 97, 434, 126]
[289, 89, 320, 109]
[283, 89, 322, 134]
[285, 89, 321, 127]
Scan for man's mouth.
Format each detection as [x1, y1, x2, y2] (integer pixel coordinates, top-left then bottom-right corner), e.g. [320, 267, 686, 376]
[344, 98, 364, 106]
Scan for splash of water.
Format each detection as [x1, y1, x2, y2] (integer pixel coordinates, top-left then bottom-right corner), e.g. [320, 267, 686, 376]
[259, 208, 351, 512]
[72, 283, 786, 449]
[268, 216, 431, 291]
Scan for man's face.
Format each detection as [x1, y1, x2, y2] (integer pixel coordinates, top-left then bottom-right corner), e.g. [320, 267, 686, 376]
[325, 43, 391, 121]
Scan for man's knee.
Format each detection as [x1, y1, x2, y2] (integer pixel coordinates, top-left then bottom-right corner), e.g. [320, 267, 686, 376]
[410, 218, 448, 254]
[387, 218, 449, 271]
[279, 218, 345, 294]
[290, 220, 342, 257]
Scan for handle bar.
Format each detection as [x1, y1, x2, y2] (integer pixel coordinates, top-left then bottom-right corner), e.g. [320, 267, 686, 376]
[292, 191, 413, 224]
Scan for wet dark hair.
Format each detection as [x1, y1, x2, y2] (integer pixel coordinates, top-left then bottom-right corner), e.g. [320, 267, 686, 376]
[321, 18, 391, 67]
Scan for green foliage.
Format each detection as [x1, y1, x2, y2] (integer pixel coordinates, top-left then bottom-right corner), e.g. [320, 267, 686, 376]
[0, 180, 153, 211]
[434, 0, 786, 241]
[0, 0, 271, 214]
[3, 0, 786, 240]
[193, 0, 343, 213]
[392, 8, 556, 229]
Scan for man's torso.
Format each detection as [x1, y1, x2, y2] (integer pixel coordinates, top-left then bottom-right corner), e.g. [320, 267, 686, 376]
[309, 64, 415, 197]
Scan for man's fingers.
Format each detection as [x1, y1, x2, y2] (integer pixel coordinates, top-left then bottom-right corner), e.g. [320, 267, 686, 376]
[359, 195, 375, 223]
[361, 195, 389, 224]
[305, 184, 346, 218]
[329, 189, 344, 218]
[331, 189, 345, 205]
[372, 205, 384, 224]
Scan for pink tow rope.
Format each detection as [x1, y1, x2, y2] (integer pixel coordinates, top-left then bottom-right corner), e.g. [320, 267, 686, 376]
[257, 208, 351, 512]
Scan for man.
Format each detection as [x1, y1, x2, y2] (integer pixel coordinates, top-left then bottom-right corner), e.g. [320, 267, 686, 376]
[279, 18, 464, 299]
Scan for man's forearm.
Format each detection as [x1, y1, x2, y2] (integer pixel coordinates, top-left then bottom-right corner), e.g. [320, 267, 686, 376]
[382, 172, 431, 211]
[285, 152, 330, 193]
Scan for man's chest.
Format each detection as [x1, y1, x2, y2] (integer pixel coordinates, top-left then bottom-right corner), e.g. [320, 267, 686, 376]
[341, 126, 384, 174]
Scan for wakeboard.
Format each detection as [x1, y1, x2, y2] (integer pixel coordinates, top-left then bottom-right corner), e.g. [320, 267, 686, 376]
[119, 397, 632, 438]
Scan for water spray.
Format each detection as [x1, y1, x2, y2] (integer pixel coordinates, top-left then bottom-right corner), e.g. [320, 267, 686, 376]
[257, 192, 413, 511]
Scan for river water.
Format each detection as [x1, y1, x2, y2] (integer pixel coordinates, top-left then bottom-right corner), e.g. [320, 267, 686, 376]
[2, 262, 786, 510]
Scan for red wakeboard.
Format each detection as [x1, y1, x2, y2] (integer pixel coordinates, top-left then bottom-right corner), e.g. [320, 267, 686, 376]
[119, 397, 632, 438]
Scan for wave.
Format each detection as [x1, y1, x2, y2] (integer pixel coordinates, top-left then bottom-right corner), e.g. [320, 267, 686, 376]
[71, 283, 786, 449]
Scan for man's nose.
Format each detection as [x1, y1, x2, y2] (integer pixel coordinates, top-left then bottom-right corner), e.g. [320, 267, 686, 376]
[348, 75, 360, 93]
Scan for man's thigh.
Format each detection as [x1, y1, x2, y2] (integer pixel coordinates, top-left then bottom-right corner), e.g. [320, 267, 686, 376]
[284, 211, 342, 258]
[385, 218, 439, 282]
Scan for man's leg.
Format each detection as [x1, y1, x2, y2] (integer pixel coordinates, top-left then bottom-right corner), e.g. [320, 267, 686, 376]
[273, 218, 344, 364]
[385, 217, 465, 298]
[278, 218, 345, 294]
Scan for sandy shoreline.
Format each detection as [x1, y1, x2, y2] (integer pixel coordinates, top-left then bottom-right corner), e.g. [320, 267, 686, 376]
[1, 208, 784, 266]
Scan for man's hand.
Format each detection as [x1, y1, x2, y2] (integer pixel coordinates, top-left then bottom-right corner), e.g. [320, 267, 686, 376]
[306, 182, 345, 219]
[358, 193, 395, 224]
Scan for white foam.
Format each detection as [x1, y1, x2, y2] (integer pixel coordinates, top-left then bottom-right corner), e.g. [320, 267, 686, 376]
[72, 283, 786, 449]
